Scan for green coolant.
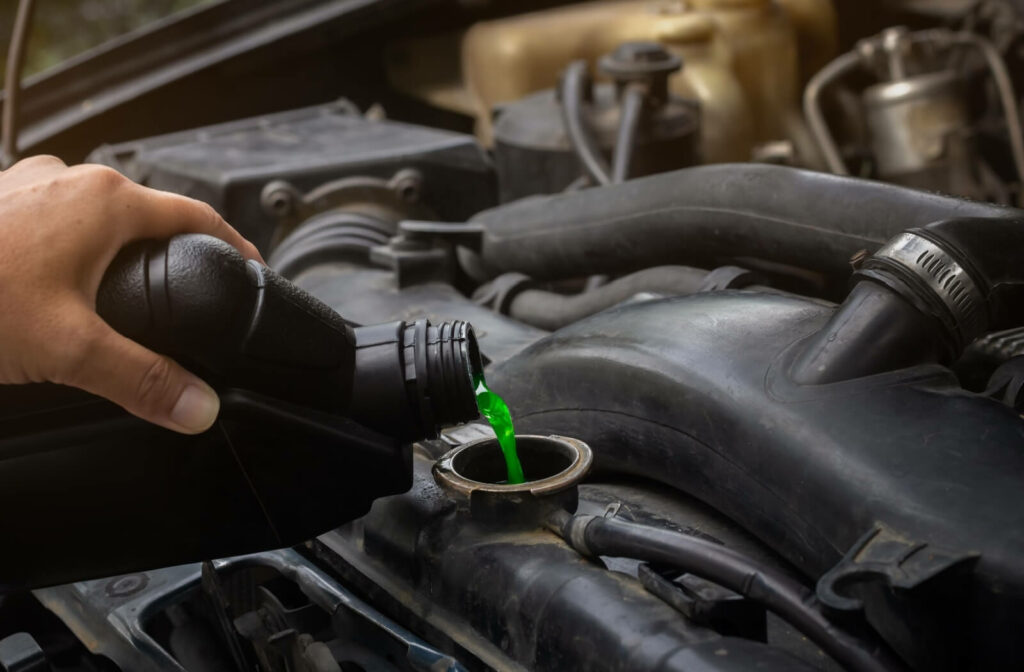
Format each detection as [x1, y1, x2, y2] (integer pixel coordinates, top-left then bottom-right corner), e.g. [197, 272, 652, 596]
[473, 374, 525, 484]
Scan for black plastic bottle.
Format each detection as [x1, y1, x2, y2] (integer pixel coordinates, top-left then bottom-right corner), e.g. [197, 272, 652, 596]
[0, 235, 483, 589]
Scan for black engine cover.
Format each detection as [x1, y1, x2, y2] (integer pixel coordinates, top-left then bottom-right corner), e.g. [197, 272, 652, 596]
[488, 291, 1024, 670]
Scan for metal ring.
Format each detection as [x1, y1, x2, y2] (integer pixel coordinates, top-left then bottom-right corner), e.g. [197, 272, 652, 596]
[872, 232, 987, 345]
[433, 434, 592, 498]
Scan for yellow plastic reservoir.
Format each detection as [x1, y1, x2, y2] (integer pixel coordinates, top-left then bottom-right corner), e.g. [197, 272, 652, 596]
[387, 0, 837, 163]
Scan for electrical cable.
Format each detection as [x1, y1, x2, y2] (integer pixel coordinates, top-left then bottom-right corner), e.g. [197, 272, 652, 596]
[550, 512, 909, 672]
[505, 265, 708, 330]
[559, 60, 611, 186]
[610, 85, 645, 184]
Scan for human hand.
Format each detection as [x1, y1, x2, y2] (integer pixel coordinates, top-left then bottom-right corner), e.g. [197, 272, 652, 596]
[0, 156, 263, 434]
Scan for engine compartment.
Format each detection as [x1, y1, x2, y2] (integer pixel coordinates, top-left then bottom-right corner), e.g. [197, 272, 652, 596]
[3, 0, 1024, 670]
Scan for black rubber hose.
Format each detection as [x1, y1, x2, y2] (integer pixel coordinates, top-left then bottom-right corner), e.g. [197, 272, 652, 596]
[507, 265, 708, 330]
[793, 217, 1024, 384]
[791, 282, 949, 384]
[559, 60, 611, 186]
[469, 164, 1019, 284]
[268, 210, 393, 280]
[553, 513, 908, 672]
[919, 218, 1024, 333]
[610, 85, 645, 184]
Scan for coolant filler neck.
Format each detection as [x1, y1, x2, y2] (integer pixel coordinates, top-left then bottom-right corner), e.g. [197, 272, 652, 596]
[433, 434, 592, 524]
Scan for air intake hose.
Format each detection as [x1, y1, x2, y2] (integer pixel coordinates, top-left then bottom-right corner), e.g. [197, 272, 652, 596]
[793, 218, 1024, 384]
[98, 234, 482, 440]
[468, 164, 1017, 283]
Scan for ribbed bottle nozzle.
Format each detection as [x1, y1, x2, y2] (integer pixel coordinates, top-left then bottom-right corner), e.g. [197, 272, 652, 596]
[350, 319, 482, 442]
[404, 319, 483, 434]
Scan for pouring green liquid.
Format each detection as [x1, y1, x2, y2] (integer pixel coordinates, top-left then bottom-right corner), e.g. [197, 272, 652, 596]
[473, 374, 525, 484]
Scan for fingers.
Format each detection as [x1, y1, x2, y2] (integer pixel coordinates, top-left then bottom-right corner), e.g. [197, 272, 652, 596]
[59, 163, 264, 263]
[128, 185, 265, 263]
[62, 313, 220, 434]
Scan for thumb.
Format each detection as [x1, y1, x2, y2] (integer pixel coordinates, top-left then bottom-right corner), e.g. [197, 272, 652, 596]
[64, 316, 220, 434]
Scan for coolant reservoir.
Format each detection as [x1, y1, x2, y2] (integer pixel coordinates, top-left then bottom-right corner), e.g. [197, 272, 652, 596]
[387, 0, 836, 163]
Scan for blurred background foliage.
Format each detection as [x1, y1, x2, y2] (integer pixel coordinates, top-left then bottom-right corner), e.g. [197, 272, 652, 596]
[0, 0, 212, 85]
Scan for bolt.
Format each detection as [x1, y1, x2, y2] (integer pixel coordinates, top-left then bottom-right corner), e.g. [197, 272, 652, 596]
[270, 194, 289, 214]
[105, 573, 148, 598]
[390, 169, 423, 204]
[260, 180, 298, 218]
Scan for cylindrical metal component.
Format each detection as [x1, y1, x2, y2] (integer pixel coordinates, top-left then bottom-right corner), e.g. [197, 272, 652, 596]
[863, 70, 970, 183]
[805, 27, 1024, 204]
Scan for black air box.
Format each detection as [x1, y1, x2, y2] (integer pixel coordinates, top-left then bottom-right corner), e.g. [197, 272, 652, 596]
[89, 101, 496, 252]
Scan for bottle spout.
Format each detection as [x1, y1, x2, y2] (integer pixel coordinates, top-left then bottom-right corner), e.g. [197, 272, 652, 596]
[350, 319, 484, 441]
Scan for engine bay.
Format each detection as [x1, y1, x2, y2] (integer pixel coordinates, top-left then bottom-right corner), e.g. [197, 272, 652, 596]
[3, 0, 1024, 670]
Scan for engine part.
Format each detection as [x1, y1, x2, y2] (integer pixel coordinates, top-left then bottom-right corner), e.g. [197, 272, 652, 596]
[89, 101, 497, 253]
[432, 434, 593, 522]
[0, 633, 46, 672]
[317, 433, 820, 672]
[794, 217, 1024, 383]
[864, 69, 969, 183]
[389, 0, 837, 163]
[804, 27, 1024, 203]
[551, 513, 904, 672]
[259, 168, 430, 251]
[485, 291, 1024, 670]
[473, 265, 745, 331]
[466, 163, 1016, 287]
[791, 281, 946, 384]
[266, 209, 394, 280]
[0, 235, 483, 589]
[31, 549, 463, 672]
[492, 44, 699, 201]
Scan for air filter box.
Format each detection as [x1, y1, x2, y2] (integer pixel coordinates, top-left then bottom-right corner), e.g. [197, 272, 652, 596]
[89, 101, 496, 252]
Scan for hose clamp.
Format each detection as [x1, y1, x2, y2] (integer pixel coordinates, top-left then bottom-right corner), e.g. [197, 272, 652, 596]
[871, 232, 986, 347]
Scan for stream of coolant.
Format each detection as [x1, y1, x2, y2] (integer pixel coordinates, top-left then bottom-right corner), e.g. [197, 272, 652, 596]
[473, 374, 526, 484]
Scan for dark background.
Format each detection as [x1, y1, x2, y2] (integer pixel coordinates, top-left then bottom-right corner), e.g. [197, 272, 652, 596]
[0, 0, 209, 85]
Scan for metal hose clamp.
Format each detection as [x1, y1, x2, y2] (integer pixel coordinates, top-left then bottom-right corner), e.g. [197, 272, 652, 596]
[870, 231, 987, 347]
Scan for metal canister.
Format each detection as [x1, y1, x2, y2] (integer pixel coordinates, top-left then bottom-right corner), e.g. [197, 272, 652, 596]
[863, 68, 970, 186]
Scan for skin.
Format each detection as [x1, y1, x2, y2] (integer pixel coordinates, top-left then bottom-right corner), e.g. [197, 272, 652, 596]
[0, 156, 262, 434]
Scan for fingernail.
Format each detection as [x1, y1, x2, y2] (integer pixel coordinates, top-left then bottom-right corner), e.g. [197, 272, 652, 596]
[170, 384, 220, 433]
